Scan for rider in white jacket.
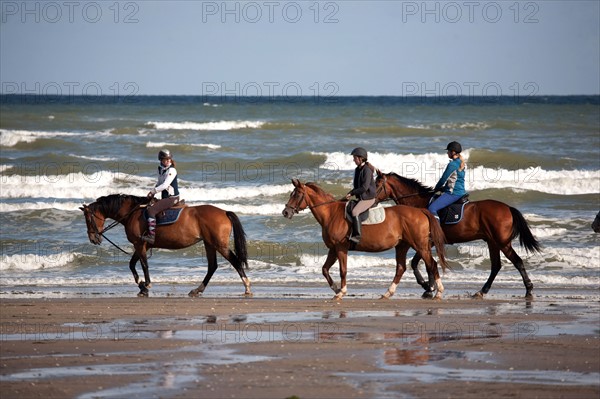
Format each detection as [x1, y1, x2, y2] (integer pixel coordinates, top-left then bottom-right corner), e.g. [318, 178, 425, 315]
[142, 149, 180, 244]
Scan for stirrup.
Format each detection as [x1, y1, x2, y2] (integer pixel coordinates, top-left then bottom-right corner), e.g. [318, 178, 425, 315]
[142, 234, 155, 244]
[348, 233, 361, 244]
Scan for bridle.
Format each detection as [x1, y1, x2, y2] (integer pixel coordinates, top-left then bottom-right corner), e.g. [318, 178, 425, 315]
[284, 190, 342, 215]
[82, 205, 102, 241]
[376, 174, 395, 203]
[81, 202, 142, 255]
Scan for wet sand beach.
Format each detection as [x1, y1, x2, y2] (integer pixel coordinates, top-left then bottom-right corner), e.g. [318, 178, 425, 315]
[1, 295, 599, 399]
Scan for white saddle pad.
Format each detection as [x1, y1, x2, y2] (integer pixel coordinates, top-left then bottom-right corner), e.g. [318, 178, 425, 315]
[363, 205, 386, 225]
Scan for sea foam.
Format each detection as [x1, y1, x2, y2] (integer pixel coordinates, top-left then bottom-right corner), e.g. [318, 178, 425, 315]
[315, 151, 600, 195]
[0, 129, 91, 147]
[146, 142, 221, 150]
[146, 120, 264, 131]
[1, 252, 79, 271]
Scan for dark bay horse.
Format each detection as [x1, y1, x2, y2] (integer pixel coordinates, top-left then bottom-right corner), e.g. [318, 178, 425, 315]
[375, 171, 541, 298]
[80, 194, 251, 297]
[282, 179, 448, 300]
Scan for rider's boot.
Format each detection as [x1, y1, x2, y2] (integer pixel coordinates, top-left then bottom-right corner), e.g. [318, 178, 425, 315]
[349, 216, 362, 244]
[142, 217, 156, 244]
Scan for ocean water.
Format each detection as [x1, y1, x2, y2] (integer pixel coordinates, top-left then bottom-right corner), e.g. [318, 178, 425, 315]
[1, 95, 599, 298]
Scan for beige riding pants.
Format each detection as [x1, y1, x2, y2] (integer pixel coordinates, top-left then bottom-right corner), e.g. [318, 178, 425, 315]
[147, 196, 179, 218]
[351, 198, 376, 217]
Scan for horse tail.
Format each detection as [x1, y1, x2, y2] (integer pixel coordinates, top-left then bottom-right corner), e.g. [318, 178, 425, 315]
[226, 211, 249, 269]
[422, 209, 448, 272]
[509, 207, 542, 254]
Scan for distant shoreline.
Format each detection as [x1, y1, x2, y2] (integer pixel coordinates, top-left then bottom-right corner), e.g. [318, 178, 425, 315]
[2, 94, 599, 105]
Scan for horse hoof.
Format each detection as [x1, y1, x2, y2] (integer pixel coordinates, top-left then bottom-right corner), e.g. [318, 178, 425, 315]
[421, 291, 434, 299]
[137, 291, 149, 297]
[525, 292, 534, 300]
[332, 295, 343, 301]
[379, 295, 390, 300]
[471, 291, 484, 300]
[243, 292, 254, 298]
[188, 290, 201, 297]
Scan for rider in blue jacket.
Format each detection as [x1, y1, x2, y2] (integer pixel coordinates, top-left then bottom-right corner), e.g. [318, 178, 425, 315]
[428, 141, 467, 219]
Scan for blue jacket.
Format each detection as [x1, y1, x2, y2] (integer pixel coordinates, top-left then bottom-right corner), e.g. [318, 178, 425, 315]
[434, 158, 467, 196]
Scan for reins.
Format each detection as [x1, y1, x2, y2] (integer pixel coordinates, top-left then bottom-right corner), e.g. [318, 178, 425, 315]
[308, 198, 344, 209]
[377, 174, 433, 203]
[393, 191, 433, 200]
[100, 232, 131, 255]
[85, 202, 143, 255]
[287, 191, 345, 214]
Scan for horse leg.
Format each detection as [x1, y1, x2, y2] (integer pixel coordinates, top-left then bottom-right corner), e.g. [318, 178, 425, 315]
[230, 251, 252, 296]
[189, 245, 218, 297]
[411, 253, 433, 298]
[473, 243, 502, 299]
[381, 243, 409, 299]
[137, 251, 152, 297]
[502, 244, 534, 299]
[322, 248, 340, 294]
[219, 247, 252, 297]
[129, 253, 140, 284]
[430, 259, 444, 300]
[333, 248, 348, 300]
[420, 250, 444, 300]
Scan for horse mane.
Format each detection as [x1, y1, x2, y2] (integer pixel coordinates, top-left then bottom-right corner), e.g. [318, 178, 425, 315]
[93, 194, 150, 215]
[387, 173, 433, 194]
[305, 182, 336, 201]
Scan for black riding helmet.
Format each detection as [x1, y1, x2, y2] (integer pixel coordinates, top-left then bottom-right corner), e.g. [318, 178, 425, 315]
[446, 141, 462, 154]
[158, 149, 172, 160]
[350, 147, 368, 160]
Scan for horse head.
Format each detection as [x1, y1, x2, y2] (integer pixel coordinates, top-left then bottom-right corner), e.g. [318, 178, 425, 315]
[80, 203, 104, 245]
[375, 169, 392, 203]
[283, 179, 338, 219]
[282, 179, 308, 219]
[80, 194, 148, 244]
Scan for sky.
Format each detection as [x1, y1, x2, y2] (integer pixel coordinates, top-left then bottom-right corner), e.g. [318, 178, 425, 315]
[1, 0, 599, 96]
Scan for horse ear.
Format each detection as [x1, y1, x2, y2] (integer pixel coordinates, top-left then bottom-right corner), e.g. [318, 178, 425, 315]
[376, 169, 382, 177]
[79, 205, 86, 212]
[291, 178, 300, 187]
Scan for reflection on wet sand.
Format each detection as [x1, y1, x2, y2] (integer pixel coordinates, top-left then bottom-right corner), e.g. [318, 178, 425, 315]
[1, 300, 598, 398]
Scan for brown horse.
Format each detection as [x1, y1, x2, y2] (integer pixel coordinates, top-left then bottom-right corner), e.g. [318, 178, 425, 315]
[80, 194, 251, 297]
[375, 171, 541, 298]
[282, 179, 448, 300]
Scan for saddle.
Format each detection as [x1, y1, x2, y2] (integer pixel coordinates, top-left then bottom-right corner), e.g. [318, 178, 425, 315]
[144, 200, 187, 226]
[345, 201, 386, 225]
[434, 194, 469, 224]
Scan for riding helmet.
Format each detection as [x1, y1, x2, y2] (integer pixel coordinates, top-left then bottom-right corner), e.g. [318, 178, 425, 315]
[445, 141, 462, 154]
[350, 147, 368, 160]
[158, 149, 172, 160]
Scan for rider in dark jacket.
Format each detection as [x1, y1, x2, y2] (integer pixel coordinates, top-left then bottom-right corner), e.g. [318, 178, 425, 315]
[345, 147, 377, 243]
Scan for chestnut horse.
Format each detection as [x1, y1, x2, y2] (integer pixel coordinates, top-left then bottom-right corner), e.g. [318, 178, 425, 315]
[80, 194, 251, 297]
[282, 179, 448, 300]
[375, 171, 541, 298]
